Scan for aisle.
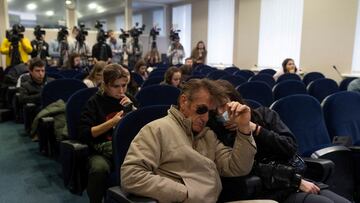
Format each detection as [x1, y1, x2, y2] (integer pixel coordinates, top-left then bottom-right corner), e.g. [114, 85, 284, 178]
[0, 121, 88, 203]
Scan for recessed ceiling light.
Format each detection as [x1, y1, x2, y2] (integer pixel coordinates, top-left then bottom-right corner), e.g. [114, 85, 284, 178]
[7, 0, 13, 3]
[45, 10, 54, 16]
[96, 6, 106, 13]
[27, 3, 37, 10]
[65, 0, 72, 5]
[88, 3, 97, 10]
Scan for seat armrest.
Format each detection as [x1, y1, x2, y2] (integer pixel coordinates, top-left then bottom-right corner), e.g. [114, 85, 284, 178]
[61, 139, 89, 151]
[303, 157, 334, 183]
[219, 175, 262, 201]
[349, 146, 360, 153]
[38, 116, 55, 156]
[106, 186, 157, 203]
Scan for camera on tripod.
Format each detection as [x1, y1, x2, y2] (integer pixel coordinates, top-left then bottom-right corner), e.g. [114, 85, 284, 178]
[150, 26, 161, 41]
[94, 20, 108, 43]
[6, 24, 25, 44]
[57, 26, 69, 42]
[76, 23, 88, 44]
[119, 29, 130, 44]
[34, 25, 46, 40]
[170, 28, 181, 41]
[129, 22, 145, 39]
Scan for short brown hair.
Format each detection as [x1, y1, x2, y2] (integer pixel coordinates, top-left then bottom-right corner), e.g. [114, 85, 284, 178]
[29, 58, 45, 71]
[179, 78, 226, 107]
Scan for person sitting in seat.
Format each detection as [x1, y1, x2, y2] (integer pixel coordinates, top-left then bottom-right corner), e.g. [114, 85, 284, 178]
[207, 80, 351, 203]
[160, 66, 182, 88]
[62, 52, 82, 71]
[83, 61, 106, 88]
[273, 58, 302, 80]
[133, 59, 148, 81]
[121, 78, 259, 203]
[79, 64, 136, 203]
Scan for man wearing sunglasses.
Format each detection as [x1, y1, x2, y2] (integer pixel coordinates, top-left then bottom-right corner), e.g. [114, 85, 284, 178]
[121, 79, 259, 203]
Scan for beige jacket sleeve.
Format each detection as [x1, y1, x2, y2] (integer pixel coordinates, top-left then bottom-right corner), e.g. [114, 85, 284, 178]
[121, 125, 188, 203]
[214, 131, 257, 177]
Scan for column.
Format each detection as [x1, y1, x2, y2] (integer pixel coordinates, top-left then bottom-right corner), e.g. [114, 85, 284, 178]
[124, 0, 132, 30]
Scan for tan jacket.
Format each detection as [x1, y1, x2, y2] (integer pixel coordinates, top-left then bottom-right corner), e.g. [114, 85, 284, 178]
[121, 106, 257, 203]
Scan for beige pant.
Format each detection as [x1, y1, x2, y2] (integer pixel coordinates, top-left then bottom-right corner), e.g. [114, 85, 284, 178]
[227, 200, 278, 203]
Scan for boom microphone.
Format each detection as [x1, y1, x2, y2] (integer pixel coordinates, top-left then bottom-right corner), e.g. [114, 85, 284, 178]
[332, 65, 344, 79]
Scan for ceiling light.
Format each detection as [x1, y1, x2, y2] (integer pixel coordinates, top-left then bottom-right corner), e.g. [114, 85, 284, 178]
[88, 3, 98, 10]
[45, 10, 54, 16]
[96, 6, 106, 13]
[7, 0, 13, 3]
[65, 0, 72, 5]
[26, 3, 37, 10]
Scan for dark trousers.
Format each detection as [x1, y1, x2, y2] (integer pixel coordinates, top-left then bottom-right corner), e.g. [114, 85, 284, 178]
[87, 154, 112, 203]
[283, 189, 351, 203]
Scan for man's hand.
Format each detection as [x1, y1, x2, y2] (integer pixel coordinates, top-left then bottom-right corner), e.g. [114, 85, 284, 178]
[299, 179, 320, 194]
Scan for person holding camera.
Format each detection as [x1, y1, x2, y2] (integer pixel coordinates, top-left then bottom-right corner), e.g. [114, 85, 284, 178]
[92, 21, 112, 63]
[167, 35, 184, 66]
[0, 24, 33, 68]
[49, 27, 69, 67]
[79, 64, 137, 203]
[69, 25, 90, 67]
[30, 25, 49, 61]
[126, 37, 143, 70]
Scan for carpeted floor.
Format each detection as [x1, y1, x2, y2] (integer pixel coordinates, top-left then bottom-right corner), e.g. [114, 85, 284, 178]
[0, 121, 88, 203]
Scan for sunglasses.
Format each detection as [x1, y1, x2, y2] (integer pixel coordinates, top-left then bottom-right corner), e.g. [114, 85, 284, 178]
[196, 105, 210, 115]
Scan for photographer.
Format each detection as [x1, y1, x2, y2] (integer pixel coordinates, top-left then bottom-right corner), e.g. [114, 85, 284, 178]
[49, 27, 69, 67]
[69, 24, 90, 67]
[30, 25, 49, 61]
[126, 23, 145, 70]
[0, 24, 33, 68]
[92, 21, 112, 62]
[107, 30, 123, 64]
[167, 29, 184, 66]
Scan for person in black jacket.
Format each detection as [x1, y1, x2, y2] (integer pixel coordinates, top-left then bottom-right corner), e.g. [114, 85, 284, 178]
[207, 80, 350, 203]
[79, 63, 136, 203]
[30, 26, 49, 61]
[92, 35, 112, 63]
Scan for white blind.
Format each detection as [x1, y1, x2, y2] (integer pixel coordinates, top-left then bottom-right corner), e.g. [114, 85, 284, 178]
[153, 9, 165, 36]
[207, 0, 235, 66]
[258, 0, 304, 68]
[172, 4, 192, 60]
[352, 0, 360, 72]
[132, 14, 143, 27]
[115, 15, 124, 31]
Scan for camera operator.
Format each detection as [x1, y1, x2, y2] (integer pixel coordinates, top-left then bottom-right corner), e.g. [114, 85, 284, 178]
[126, 23, 145, 70]
[30, 25, 49, 61]
[167, 29, 184, 66]
[107, 30, 123, 64]
[69, 24, 90, 67]
[92, 21, 112, 62]
[0, 24, 33, 68]
[144, 42, 160, 67]
[49, 27, 69, 67]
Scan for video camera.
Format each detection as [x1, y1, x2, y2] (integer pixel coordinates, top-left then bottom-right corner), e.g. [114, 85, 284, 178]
[6, 24, 25, 44]
[57, 26, 69, 42]
[119, 29, 130, 44]
[76, 23, 88, 44]
[94, 20, 108, 43]
[34, 25, 46, 40]
[129, 22, 145, 39]
[170, 28, 181, 41]
[150, 26, 161, 41]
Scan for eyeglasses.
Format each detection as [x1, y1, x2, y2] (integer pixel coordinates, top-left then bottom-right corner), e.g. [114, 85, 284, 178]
[196, 105, 209, 115]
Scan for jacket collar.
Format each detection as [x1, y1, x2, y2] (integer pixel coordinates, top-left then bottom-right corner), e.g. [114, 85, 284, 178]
[168, 105, 210, 141]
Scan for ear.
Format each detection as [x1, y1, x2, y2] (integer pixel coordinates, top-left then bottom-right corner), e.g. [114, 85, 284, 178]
[179, 94, 188, 109]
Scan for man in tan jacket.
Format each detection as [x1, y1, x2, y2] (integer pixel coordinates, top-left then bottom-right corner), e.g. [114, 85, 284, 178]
[121, 79, 258, 203]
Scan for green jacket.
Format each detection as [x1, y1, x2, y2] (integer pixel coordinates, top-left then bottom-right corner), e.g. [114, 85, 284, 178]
[31, 99, 68, 141]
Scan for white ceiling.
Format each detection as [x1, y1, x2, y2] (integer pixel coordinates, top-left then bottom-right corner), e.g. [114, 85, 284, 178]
[7, 0, 184, 25]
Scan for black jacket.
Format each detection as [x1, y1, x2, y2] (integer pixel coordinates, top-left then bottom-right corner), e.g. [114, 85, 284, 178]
[18, 76, 53, 105]
[92, 42, 113, 61]
[30, 39, 49, 60]
[79, 91, 137, 147]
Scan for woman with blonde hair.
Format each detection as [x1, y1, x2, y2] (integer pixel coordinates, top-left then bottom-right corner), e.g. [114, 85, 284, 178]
[83, 61, 107, 87]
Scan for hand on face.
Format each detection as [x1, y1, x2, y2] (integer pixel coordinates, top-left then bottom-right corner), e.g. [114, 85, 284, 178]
[119, 95, 132, 107]
[226, 102, 251, 134]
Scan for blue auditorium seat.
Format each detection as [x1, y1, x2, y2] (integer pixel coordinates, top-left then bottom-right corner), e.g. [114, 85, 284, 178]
[224, 67, 240, 74]
[207, 70, 229, 80]
[339, 77, 357, 91]
[141, 76, 163, 88]
[237, 81, 273, 107]
[307, 78, 339, 102]
[58, 69, 80, 78]
[135, 84, 180, 107]
[258, 68, 276, 76]
[233, 70, 255, 80]
[249, 73, 275, 88]
[276, 73, 301, 83]
[219, 75, 247, 88]
[273, 80, 307, 101]
[303, 72, 325, 86]
[131, 72, 144, 87]
[244, 99, 262, 109]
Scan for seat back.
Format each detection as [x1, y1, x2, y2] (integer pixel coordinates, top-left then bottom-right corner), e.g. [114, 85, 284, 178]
[244, 99, 262, 109]
[46, 72, 64, 79]
[66, 87, 98, 140]
[148, 70, 166, 79]
[339, 77, 357, 91]
[233, 70, 255, 80]
[249, 74, 275, 88]
[141, 76, 163, 88]
[270, 94, 331, 156]
[207, 70, 229, 80]
[113, 105, 170, 185]
[58, 69, 80, 78]
[131, 72, 144, 87]
[224, 67, 240, 74]
[322, 91, 360, 144]
[237, 81, 273, 107]
[273, 80, 307, 101]
[135, 84, 180, 107]
[303, 72, 325, 86]
[258, 68, 276, 76]
[219, 75, 247, 88]
[41, 78, 87, 107]
[276, 73, 301, 83]
[307, 78, 339, 102]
